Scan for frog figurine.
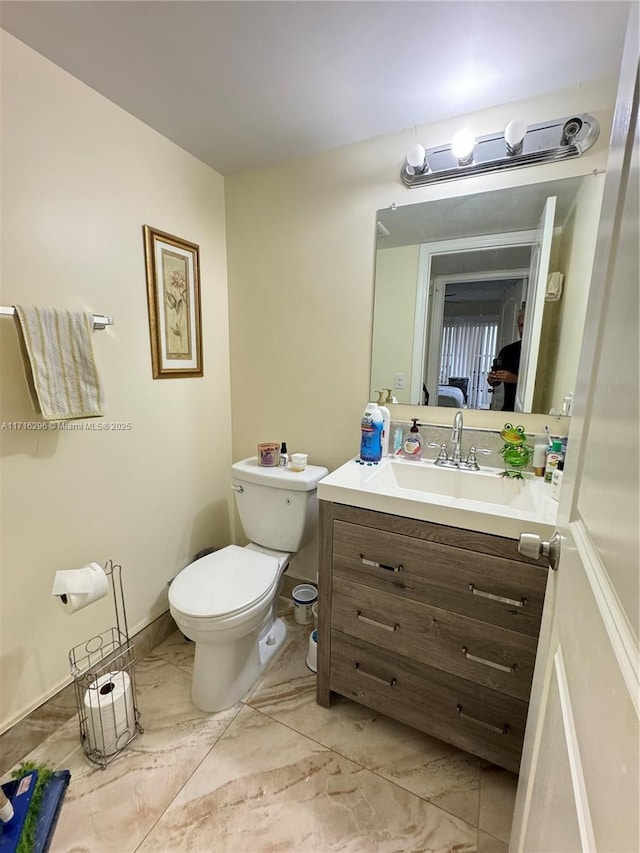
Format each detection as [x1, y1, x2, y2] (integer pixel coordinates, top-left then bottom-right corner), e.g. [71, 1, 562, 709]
[499, 423, 533, 479]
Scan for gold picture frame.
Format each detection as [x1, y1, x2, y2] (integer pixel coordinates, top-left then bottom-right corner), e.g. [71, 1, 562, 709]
[143, 225, 203, 378]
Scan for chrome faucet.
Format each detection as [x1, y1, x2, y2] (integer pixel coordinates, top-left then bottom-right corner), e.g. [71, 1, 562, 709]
[429, 410, 492, 471]
[448, 410, 464, 465]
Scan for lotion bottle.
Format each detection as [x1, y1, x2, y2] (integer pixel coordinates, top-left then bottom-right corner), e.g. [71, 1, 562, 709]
[533, 443, 547, 477]
[375, 391, 391, 457]
[544, 440, 564, 483]
[551, 458, 564, 501]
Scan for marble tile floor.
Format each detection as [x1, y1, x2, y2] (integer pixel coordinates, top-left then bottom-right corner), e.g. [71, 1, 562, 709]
[1, 606, 518, 852]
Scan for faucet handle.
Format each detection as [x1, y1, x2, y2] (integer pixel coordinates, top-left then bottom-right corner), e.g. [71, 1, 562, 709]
[463, 447, 492, 471]
[428, 442, 448, 464]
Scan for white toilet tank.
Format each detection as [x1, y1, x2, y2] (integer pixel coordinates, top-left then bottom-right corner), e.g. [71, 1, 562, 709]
[231, 457, 328, 552]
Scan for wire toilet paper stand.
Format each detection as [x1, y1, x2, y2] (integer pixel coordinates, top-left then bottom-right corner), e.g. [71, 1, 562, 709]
[68, 560, 143, 769]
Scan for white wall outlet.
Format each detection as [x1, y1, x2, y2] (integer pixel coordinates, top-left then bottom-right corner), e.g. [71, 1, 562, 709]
[394, 373, 406, 389]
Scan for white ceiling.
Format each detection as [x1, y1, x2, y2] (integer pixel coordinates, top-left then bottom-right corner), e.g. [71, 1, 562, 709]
[0, 1, 629, 175]
[376, 175, 585, 247]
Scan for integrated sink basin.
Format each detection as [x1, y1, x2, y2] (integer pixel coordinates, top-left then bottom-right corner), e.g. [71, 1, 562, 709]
[366, 459, 537, 510]
[317, 455, 558, 539]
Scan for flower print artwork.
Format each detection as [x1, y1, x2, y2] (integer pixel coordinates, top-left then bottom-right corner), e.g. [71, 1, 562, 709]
[162, 250, 191, 358]
[143, 225, 203, 378]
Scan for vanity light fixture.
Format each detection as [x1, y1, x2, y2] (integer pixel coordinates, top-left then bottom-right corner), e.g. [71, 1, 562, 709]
[405, 143, 428, 175]
[401, 113, 599, 188]
[504, 118, 527, 155]
[451, 129, 475, 165]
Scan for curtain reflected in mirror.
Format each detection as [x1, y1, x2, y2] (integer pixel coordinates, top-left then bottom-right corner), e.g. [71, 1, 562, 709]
[371, 175, 605, 415]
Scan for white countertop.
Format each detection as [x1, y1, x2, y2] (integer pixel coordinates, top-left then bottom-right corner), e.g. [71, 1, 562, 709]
[317, 455, 558, 540]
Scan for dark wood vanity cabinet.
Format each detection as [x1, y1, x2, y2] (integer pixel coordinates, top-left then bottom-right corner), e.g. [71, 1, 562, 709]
[316, 501, 549, 773]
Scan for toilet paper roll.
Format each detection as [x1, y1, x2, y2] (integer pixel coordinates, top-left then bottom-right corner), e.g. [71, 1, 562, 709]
[52, 562, 109, 615]
[84, 670, 135, 756]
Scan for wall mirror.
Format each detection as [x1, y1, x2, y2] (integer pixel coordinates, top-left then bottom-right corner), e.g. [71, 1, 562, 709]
[371, 174, 605, 414]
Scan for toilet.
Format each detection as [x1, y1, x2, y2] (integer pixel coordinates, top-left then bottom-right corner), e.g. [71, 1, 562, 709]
[169, 456, 328, 712]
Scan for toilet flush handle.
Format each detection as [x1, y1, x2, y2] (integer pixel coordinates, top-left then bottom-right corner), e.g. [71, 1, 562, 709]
[231, 484, 244, 493]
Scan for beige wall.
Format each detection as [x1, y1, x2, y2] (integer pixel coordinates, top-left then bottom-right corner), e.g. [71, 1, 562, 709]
[225, 77, 617, 473]
[0, 33, 232, 731]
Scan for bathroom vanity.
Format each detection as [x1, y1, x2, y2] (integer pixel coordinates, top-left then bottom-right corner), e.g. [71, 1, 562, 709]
[316, 456, 556, 773]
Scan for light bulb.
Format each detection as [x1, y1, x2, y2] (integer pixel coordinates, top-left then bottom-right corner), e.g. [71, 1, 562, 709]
[505, 118, 527, 155]
[406, 143, 427, 173]
[451, 129, 475, 165]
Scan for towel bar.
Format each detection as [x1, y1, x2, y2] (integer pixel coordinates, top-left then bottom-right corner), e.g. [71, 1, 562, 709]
[0, 305, 113, 330]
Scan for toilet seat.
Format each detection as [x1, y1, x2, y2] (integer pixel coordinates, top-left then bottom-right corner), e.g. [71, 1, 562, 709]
[169, 545, 280, 619]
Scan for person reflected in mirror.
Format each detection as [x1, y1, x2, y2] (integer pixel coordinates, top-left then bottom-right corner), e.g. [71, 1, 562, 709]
[487, 311, 524, 411]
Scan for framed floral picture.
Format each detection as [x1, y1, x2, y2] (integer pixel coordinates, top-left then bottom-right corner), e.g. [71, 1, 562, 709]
[143, 225, 203, 378]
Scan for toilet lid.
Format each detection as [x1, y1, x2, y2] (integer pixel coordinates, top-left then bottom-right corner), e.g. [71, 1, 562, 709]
[169, 545, 280, 618]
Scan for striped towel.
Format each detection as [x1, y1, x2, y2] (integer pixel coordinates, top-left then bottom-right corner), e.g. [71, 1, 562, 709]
[14, 305, 105, 420]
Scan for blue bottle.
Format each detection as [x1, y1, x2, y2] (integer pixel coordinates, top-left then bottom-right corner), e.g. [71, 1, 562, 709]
[360, 402, 383, 462]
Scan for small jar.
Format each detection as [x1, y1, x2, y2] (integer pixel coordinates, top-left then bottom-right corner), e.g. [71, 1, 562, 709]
[257, 442, 280, 467]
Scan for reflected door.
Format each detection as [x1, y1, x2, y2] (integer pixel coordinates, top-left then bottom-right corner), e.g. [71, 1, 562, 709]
[515, 196, 556, 412]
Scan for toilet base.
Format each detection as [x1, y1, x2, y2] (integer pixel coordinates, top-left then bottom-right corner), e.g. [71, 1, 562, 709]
[190, 616, 287, 713]
[258, 614, 287, 667]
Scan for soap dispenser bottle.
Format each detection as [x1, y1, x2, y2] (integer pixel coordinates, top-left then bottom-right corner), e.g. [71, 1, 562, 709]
[402, 419, 422, 460]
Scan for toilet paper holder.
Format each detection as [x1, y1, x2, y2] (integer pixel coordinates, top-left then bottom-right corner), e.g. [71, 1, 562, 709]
[67, 559, 143, 769]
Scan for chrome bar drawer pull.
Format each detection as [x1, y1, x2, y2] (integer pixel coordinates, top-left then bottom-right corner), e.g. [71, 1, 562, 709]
[360, 556, 404, 573]
[468, 583, 527, 608]
[462, 646, 516, 673]
[354, 662, 397, 687]
[356, 611, 399, 632]
[456, 705, 509, 735]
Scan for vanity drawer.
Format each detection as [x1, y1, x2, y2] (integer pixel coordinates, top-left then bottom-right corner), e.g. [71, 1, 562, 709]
[330, 630, 527, 773]
[332, 520, 547, 637]
[331, 577, 538, 701]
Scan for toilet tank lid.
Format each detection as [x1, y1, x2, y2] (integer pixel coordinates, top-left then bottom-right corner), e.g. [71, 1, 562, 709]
[232, 457, 329, 491]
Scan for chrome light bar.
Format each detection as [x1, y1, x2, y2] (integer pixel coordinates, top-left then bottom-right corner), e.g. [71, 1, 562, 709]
[401, 113, 600, 188]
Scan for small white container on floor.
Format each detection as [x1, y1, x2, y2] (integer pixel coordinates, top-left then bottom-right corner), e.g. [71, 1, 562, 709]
[292, 584, 317, 624]
[306, 629, 318, 672]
